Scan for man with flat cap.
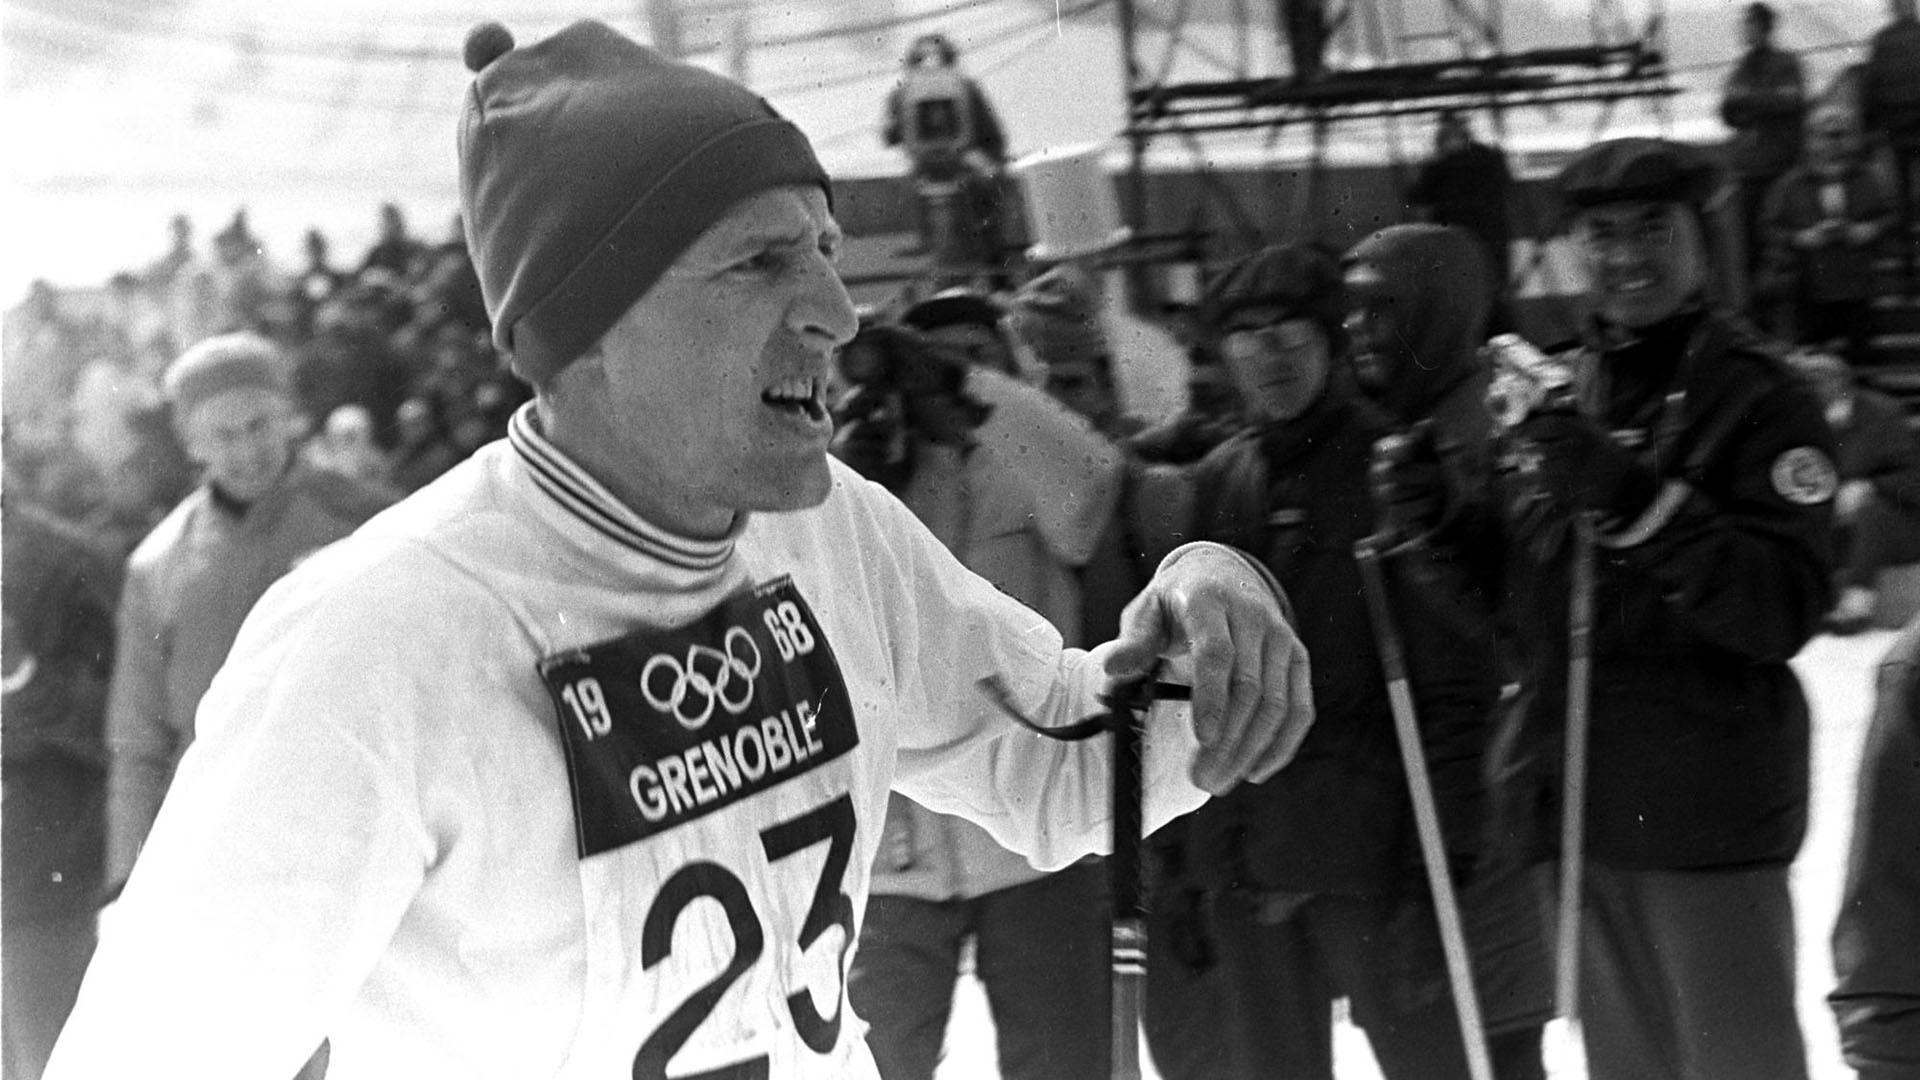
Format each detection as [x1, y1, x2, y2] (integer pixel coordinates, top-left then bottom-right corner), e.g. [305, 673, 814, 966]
[47, 19, 1315, 1079]
[1491, 137, 1833, 1079]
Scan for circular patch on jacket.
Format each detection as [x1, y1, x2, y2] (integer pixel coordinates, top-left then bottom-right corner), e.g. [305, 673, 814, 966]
[1769, 446, 1838, 505]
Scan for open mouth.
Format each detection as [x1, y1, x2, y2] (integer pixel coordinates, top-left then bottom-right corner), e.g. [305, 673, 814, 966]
[762, 376, 828, 423]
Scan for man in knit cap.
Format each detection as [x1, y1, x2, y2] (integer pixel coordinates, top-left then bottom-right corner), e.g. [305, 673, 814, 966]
[48, 20, 1314, 1079]
[1444, 137, 1831, 1080]
[101, 332, 392, 895]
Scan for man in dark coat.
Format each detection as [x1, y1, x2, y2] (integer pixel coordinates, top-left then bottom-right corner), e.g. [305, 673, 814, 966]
[3, 493, 119, 1079]
[1406, 111, 1516, 304]
[1830, 614, 1920, 1079]
[1497, 138, 1833, 1080]
[1135, 241, 1548, 1080]
[1720, 2, 1807, 289]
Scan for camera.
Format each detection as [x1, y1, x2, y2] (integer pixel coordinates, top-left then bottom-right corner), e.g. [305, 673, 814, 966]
[829, 323, 988, 490]
[1484, 334, 1579, 431]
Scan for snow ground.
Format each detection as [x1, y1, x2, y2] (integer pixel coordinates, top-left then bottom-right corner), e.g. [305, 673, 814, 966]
[931, 627, 1899, 1079]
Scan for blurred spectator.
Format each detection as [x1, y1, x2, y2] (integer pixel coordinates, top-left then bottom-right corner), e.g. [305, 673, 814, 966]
[302, 404, 396, 490]
[1721, 2, 1808, 288]
[1406, 111, 1516, 310]
[1829, 614, 1920, 1079]
[835, 321, 1122, 1080]
[1863, 0, 1920, 292]
[144, 215, 219, 351]
[1788, 347, 1920, 633]
[359, 202, 426, 279]
[1009, 265, 1147, 438]
[409, 219, 490, 337]
[3, 492, 119, 1080]
[1761, 105, 1894, 362]
[296, 283, 413, 446]
[389, 394, 465, 493]
[104, 334, 394, 892]
[207, 209, 279, 336]
[1280, 0, 1332, 81]
[288, 229, 349, 339]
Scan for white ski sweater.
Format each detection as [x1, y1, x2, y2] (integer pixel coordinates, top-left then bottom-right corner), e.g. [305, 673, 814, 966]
[50, 403, 1218, 1080]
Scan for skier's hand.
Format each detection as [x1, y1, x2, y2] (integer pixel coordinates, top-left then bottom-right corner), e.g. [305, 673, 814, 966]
[1106, 543, 1314, 795]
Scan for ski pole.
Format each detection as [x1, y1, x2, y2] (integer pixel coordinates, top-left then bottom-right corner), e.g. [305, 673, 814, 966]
[1355, 538, 1496, 1080]
[1555, 515, 1596, 1020]
[1108, 681, 1146, 1080]
[981, 673, 1188, 1080]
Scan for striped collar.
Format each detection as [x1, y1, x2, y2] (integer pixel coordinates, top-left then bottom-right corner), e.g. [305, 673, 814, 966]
[507, 402, 739, 572]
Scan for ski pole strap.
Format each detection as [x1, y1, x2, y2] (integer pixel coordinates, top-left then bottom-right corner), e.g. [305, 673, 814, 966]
[980, 676, 1192, 742]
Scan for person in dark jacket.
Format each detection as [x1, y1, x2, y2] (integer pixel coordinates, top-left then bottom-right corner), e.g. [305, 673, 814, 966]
[1829, 615, 1920, 1080]
[1760, 105, 1894, 361]
[1720, 2, 1807, 289]
[1862, 0, 1920, 291]
[1497, 138, 1833, 1080]
[1406, 111, 1516, 306]
[2, 493, 119, 1080]
[1787, 347, 1920, 632]
[1134, 243, 1548, 1080]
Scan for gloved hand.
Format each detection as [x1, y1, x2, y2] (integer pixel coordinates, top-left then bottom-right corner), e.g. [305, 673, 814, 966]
[1370, 425, 1449, 545]
[1511, 411, 1658, 522]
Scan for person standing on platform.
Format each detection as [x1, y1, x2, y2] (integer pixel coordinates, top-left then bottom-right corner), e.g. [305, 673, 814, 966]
[1720, 1, 1807, 293]
[1406, 111, 1517, 321]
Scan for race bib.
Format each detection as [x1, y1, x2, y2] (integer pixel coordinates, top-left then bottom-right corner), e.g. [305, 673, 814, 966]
[538, 577, 859, 859]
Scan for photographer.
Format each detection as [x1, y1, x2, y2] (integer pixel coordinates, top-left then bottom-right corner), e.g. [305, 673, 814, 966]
[1493, 139, 1832, 1080]
[831, 320, 1125, 1080]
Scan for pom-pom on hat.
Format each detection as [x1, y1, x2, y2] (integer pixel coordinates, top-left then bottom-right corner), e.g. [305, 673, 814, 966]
[162, 332, 293, 422]
[458, 19, 832, 386]
[1007, 264, 1109, 369]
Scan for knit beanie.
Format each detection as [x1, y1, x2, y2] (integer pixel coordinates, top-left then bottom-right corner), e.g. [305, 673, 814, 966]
[162, 332, 292, 421]
[459, 20, 831, 385]
[1198, 243, 1344, 341]
[1007, 264, 1109, 369]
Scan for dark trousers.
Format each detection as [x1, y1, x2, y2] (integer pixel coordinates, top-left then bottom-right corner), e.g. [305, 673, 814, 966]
[1578, 862, 1808, 1080]
[849, 862, 1109, 1080]
[1737, 175, 1787, 290]
[1838, 493, 1920, 590]
[2, 915, 93, 1080]
[1143, 879, 1550, 1080]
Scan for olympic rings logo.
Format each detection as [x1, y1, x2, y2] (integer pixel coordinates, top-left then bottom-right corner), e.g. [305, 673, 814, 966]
[641, 626, 763, 730]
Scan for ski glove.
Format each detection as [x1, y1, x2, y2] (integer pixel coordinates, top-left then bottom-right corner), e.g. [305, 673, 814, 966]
[1512, 411, 1659, 523]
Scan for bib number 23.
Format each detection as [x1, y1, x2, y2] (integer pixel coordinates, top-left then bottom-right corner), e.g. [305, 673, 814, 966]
[633, 793, 858, 1080]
